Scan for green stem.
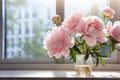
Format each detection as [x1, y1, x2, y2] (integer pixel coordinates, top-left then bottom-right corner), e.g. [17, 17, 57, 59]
[53, 57, 57, 63]
[83, 40, 88, 54]
[103, 16, 106, 23]
[62, 56, 65, 63]
[75, 39, 82, 46]
[83, 40, 86, 54]
[93, 42, 102, 49]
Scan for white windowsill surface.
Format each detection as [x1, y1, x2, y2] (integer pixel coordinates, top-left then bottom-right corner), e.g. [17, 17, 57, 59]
[0, 70, 120, 78]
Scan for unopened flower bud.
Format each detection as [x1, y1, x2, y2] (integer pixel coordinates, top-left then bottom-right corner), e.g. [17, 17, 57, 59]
[102, 7, 115, 19]
[52, 15, 61, 24]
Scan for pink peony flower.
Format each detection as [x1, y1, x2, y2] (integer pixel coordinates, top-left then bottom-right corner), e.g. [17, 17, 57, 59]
[63, 11, 84, 34]
[102, 7, 115, 19]
[106, 21, 120, 42]
[78, 16, 107, 46]
[43, 25, 74, 58]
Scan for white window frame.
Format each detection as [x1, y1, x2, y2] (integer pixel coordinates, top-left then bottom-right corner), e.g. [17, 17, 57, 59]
[0, 0, 120, 70]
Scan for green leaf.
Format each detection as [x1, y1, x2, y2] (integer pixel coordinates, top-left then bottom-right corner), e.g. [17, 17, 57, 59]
[111, 42, 116, 52]
[99, 57, 105, 67]
[90, 51, 100, 66]
[73, 46, 82, 54]
[110, 37, 118, 53]
[52, 57, 58, 63]
[96, 57, 99, 67]
[70, 48, 76, 63]
[95, 52, 108, 57]
[93, 53, 99, 67]
[98, 45, 111, 57]
[75, 39, 81, 46]
[62, 56, 65, 63]
[90, 52, 97, 58]
[84, 53, 89, 61]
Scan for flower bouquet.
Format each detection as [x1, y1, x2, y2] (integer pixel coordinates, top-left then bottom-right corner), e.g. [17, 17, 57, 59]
[43, 7, 119, 75]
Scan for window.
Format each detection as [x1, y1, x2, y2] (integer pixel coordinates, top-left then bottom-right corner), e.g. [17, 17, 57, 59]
[11, 51, 14, 58]
[3, 0, 56, 59]
[18, 13, 21, 19]
[11, 38, 14, 48]
[18, 22, 21, 34]
[32, 8, 38, 18]
[16, 51, 22, 58]
[24, 22, 29, 34]
[0, 0, 120, 70]
[17, 37, 22, 48]
[24, 8, 29, 19]
[10, 29, 14, 35]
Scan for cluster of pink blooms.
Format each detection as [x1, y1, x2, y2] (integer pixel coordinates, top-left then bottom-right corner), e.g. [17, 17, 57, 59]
[43, 7, 120, 59]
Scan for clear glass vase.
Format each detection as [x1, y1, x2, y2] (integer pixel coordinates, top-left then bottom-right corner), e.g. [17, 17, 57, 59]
[74, 55, 93, 77]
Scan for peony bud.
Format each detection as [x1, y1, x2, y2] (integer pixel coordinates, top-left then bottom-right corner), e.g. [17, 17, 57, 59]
[52, 15, 61, 24]
[102, 7, 115, 19]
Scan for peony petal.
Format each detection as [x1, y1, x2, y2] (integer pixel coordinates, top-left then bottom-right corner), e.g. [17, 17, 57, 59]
[69, 37, 75, 48]
[97, 37, 107, 43]
[77, 17, 86, 34]
[97, 29, 108, 42]
[106, 21, 113, 36]
[63, 11, 84, 34]
[113, 21, 120, 29]
[83, 35, 96, 46]
[55, 53, 62, 59]
[43, 25, 74, 59]
[106, 21, 120, 42]
[112, 24, 120, 42]
[62, 48, 70, 58]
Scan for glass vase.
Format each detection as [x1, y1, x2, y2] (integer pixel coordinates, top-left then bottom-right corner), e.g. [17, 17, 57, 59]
[74, 55, 93, 77]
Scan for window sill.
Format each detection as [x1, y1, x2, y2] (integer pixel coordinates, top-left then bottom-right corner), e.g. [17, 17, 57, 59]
[0, 64, 120, 71]
[0, 70, 120, 80]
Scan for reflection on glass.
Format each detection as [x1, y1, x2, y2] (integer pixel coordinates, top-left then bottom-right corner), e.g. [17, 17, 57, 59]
[5, 0, 56, 59]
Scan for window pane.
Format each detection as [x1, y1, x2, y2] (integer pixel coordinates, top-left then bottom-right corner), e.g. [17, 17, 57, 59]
[65, 0, 109, 18]
[4, 0, 56, 59]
